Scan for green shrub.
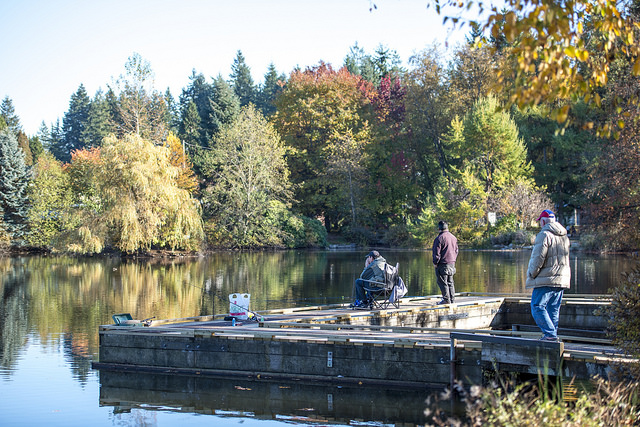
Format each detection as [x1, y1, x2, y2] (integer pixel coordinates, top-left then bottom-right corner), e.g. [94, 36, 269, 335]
[383, 223, 421, 247]
[342, 226, 376, 247]
[601, 264, 640, 380]
[281, 213, 328, 248]
[264, 201, 328, 248]
[488, 229, 536, 247]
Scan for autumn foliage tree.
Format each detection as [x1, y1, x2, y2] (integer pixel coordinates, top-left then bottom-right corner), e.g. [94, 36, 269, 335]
[435, 0, 640, 133]
[584, 104, 640, 250]
[273, 63, 376, 232]
[165, 132, 198, 194]
[63, 134, 203, 254]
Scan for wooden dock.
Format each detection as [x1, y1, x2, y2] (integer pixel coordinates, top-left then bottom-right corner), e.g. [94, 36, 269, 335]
[93, 293, 633, 388]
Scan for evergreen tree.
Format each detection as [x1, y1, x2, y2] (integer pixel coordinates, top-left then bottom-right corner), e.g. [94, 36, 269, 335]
[164, 88, 180, 132]
[466, 21, 485, 45]
[0, 129, 30, 242]
[84, 89, 113, 147]
[61, 84, 91, 161]
[344, 43, 378, 83]
[0, 96, 22, 134]
[49, 119, 65, 162]
[210, 75, 240, 138]
[105, 88, 120, 129]
[514, 104, 595, 219]
[256, 63, 284, 116]
[230, 50, 256, 107]
[29, 134, 44, 163]
[16, 131, 33, 166]
[179, 70, 214, 146]
[180, 100, 201, 149]
[371, 45, 403, 82]
[180, 100, 206, 177]
[37, 122, 50, 150]
[343, 44, 403, 86]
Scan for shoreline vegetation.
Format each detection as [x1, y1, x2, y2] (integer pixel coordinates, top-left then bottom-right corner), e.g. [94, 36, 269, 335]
[1, 228, 632, 258]
[3, 43, 640, 258]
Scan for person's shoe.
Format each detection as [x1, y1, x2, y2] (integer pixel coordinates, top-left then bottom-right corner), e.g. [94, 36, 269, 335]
[539, 335, 560, 342]
[436, 299, 450, 305]
[350, 299, 367, 309]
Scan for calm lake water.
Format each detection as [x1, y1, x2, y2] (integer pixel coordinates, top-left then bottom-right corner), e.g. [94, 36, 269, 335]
[0, 249, 636, 426]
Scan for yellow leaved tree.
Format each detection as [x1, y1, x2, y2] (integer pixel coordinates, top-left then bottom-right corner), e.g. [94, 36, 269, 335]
[431, 0, 640, 135]
[65, 133, 203, 254]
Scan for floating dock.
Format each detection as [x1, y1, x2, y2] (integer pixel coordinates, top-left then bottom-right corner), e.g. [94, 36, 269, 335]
[93, 293, 632, 389]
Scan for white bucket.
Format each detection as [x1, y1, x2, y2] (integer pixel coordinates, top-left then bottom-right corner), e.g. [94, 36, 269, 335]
[229, 293, 251, 320]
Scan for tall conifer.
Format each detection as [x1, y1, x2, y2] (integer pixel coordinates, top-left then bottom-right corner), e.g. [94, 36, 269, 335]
[164, 88, 180, 132]
[179, 71, 214, 146]
[230, 50, 256, 107]
[61, 84, 91, 162]
[257, 63, 284, 116]
[0, 97, 22, 134]
[84, 89, 113, 147]
[0, 129, 30, 243]
[210, 75, 240, 138]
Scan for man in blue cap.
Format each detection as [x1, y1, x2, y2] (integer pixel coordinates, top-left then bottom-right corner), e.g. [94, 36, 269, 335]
[526, 209, 571, 341]
[351, 250, 386, 308]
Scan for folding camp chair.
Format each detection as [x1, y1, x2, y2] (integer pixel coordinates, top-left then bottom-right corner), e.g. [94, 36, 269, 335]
[362, 262, 402, 309]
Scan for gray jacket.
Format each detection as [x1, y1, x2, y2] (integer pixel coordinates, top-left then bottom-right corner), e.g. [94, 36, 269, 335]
[526, 221, 571, 289]
[360, 256, 387, 283]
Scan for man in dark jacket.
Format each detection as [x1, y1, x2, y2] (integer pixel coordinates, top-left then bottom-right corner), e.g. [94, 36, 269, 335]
[432, 221, 459, 305]
[351, 250, 386, 308]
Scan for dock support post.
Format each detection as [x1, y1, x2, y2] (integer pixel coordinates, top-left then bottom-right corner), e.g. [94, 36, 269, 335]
[450, 337, 457, 391]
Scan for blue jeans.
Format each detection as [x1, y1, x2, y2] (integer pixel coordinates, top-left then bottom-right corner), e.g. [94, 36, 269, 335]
[531, 287, 564, 338]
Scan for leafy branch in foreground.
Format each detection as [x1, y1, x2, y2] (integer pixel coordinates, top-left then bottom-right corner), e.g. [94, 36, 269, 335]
[426, 377, 640, 426]
[431, 0, 640, 135]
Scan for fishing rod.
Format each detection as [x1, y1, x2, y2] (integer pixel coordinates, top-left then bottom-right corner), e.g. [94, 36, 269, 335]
[185, 281, 264, 322]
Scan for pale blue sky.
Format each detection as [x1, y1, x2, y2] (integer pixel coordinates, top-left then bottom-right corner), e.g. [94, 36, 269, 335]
[0, 0, 473, 135]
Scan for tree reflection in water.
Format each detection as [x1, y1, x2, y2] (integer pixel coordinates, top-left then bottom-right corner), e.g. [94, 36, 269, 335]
[0, 249, 633, 367]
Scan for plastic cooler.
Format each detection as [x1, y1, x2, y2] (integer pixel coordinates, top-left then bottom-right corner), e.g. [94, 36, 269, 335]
[229, 293, 251, 320]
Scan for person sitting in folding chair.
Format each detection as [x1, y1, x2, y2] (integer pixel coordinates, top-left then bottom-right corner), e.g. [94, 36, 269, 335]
[351, 250, 387, 308]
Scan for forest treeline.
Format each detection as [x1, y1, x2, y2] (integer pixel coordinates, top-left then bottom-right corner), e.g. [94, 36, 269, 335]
[0, 20, 639, 254]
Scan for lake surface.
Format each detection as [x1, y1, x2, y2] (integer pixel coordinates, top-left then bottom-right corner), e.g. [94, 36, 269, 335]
[0, 249, 636, 426]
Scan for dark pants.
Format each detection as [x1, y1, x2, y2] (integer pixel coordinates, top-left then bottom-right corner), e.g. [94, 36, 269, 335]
[435, 264, 456, 302]
[354, 278, 381, 301]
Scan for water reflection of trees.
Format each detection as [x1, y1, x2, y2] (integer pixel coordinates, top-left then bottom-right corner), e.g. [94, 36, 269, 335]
[0, 258, 30, 372]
